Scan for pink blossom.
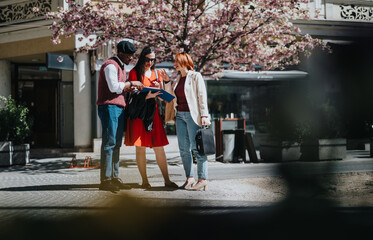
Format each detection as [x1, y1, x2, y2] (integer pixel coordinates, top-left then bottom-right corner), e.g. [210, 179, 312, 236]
[46, 0, 327, 75]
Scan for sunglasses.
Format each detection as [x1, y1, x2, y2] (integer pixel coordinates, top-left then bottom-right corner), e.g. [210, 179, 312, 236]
[144, 57, 156, 62]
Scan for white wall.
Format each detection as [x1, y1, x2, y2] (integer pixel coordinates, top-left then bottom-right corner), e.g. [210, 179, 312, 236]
[73, 52, 92, 147]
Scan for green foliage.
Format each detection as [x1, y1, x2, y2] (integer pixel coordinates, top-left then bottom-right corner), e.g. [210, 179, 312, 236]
[265, 87, 308, 142]
[266, 95, 345, 142]
[294, 99, 345, 142]
[317, 100, 345, 139]
[0, 96, 33, 144]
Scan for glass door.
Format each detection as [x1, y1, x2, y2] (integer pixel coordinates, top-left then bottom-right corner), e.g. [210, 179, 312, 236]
[17, 65, 61, 147]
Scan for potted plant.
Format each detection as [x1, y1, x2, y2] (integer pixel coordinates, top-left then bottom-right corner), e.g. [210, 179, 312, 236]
[260, 94, 346, 162]
[0, 96, 33, 166]
[259, 98, 303, 162]
[297, 100, 346, 161]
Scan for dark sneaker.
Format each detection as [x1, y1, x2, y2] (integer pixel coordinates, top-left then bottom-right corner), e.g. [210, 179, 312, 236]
[99, 180, 120, 192]
[111, 178, 124, 189]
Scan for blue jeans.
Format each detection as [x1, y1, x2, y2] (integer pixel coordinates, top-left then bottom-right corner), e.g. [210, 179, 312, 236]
[176, 112, 208, 179]
[98, 104, 125, 182]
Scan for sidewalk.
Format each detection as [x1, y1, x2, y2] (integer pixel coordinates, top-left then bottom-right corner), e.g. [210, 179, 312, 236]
[0, 151, 278, 212]
[1, 150, 373, 239]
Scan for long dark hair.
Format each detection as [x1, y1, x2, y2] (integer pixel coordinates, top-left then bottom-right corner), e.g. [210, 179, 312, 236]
[134, 46, 156, 82]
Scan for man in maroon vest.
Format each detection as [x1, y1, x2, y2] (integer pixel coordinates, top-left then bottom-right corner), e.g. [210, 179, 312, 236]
[97, 41, 143, 192]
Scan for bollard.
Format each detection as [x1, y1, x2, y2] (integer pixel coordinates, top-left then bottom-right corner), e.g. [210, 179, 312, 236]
[84, 156, 92, 168]
[245, 133, 258, 163]
[69, 155, 77, 168]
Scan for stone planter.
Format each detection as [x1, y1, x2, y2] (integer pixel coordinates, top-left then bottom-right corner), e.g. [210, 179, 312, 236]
[260, 140, 301, 162]
[12, 143, 30, 165]
[260, 138, 346, 162]
[318, 138, 346, 160]
[301, 138, 347, 161]
[0, 141, 13, 166]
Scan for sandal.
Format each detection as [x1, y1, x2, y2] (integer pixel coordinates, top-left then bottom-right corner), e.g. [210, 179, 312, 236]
[141, 182, 151, 189]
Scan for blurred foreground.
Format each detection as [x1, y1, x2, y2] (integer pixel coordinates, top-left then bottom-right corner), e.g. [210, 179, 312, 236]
[0, 150, 372, 239]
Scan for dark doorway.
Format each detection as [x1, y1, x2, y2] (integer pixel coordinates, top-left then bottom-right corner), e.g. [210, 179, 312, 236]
[16, 66, 61, 147]
[19, 80, 59, 147]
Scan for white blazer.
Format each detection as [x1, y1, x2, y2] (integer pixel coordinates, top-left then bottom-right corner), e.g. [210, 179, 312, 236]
[171, 70, 211, 127]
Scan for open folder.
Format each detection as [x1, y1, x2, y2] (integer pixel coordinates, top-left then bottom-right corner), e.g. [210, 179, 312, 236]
[140, 87, 175, 102]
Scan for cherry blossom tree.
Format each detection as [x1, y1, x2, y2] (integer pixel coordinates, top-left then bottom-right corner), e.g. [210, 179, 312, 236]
[47, 0, 327, 75]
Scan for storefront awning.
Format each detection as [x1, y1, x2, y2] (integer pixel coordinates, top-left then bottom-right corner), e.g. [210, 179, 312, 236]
[123, 61, 308, 82]
[218, 70, 308, 81]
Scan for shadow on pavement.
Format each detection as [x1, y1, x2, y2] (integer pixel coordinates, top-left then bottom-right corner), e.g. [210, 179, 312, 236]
[0, 158, 142, 174]
[0, 160, 72, 174]
[143, 186, 179, 192]
[0, 184, 101, 191]
[1, 192, 372, 240]
[0, 183, 182, 192]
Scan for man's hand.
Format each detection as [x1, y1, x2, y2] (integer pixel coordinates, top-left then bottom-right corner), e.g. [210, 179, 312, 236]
[131, 81, 144, 90]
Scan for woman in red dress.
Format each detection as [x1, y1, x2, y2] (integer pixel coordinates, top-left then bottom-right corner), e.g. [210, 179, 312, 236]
[124, 46, 177, 189]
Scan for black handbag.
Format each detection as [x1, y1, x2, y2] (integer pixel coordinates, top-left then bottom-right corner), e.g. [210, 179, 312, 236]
[195, 126, 216, 156]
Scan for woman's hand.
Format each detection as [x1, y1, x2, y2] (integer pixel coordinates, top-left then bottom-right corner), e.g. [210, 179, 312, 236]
[201, 116, 210, 126]
[160, 69, 170, 82]
[145, 91, 162, 100]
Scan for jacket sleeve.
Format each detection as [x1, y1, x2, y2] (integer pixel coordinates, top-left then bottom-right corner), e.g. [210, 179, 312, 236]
[128, 91, 147, 120]
[195, 72, 210, 120]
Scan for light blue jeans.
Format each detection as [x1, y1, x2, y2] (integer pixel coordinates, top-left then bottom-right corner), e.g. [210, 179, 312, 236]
[97, 104, 125, 182]
[176, 111, 208, 179]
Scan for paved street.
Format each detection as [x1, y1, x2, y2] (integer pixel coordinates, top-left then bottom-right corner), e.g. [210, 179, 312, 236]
[0, 152, 279, 220]
[1, 150, 373, 239]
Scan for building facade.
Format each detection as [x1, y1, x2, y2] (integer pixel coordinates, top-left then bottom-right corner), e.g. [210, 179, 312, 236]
[0, 0, 373, 149]
[0, 0, 94, 148]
